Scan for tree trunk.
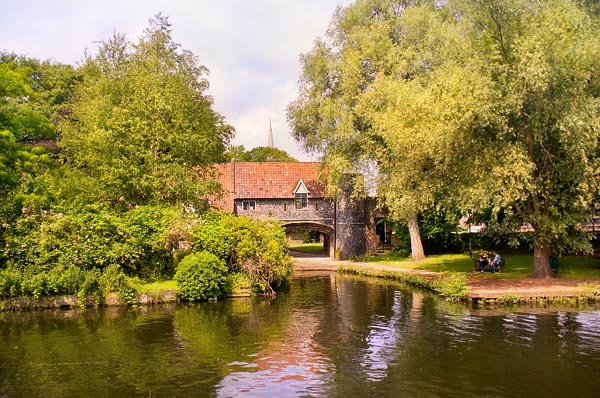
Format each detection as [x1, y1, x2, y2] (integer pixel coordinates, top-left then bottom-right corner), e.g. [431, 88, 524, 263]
[532, 244, 554, 278]
[408, 214, 425, 261]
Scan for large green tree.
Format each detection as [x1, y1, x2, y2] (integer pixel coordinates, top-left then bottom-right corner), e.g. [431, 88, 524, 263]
[288, 0, 434, 261]
[0, 57, 62, 220]
[447, 0, 600, 277]
[225, 145, 298, 162]
[59, 14, 233, 208]
[289, 0, 600, 277]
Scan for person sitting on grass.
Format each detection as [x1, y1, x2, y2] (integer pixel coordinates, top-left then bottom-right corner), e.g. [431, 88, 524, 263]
[489, 251, 501, 273]
[476, 252, 489, 272]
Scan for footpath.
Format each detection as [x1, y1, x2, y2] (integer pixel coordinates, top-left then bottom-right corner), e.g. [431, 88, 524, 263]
[291, 253, 600, 302]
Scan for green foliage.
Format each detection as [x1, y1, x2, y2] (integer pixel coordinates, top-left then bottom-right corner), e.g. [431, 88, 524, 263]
[226, 145, 298, 162]
[0, 17, 293, 302]
[1, 52, 81, 138]
[1, 204, 185, 281]
[289, 0, 600, 276]
[175, 251, 228, 301]
[361, 248, 410, 262]
[192, 213, 292, 295]
[432, 274, 470, 301]
[496, 294, 522, 305]
[58, 14, 233, 208]
[225, 272, 253, 295]
[0, 263, 136, 305]
[578, 282, 599, 299]
[0, 268, 23, 297]
[387, 209, 464, 255]
[419, 210, 464, 254]
[2, 206, 292, 300]
[0, 58, 60, 225]
[78, 268, 101, 305]
[339, 266, 432, 289]
[0, 54, 77, 264]
[99, 264, 137, 304]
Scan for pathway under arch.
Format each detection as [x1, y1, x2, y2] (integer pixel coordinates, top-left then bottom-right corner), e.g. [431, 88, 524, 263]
[283, 221, 335, 258]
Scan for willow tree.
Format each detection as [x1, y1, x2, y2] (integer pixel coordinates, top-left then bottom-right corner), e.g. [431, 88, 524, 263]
[449, 0, 600, 277]
[288, 0, 433, 261]
[369, 0, 600, 277]
[290, 0, 600, 277]
[59, 14, 233, 208]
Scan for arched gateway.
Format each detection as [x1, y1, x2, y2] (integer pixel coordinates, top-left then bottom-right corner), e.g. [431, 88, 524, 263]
[282, 221, 335, 257]
[212, 161, 371, 259]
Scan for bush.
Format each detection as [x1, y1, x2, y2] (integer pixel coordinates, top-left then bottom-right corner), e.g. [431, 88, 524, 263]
[432, 274, 470, 301]
[78, 268, 101, 304]
[0, 268, 23, 297]
[47, 266, 85, 296]
[193, 213, 292, 295]
[99, 264, 137, 304]
[1, 204, 186, 281]
[225, 272, 253, 295]
[175, 251, 228, 301]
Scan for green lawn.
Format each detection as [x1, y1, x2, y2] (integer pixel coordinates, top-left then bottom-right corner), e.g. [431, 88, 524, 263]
[133, 252, 600, 294]
[362, 252, 600, 279]
[288, 243, 326, 254]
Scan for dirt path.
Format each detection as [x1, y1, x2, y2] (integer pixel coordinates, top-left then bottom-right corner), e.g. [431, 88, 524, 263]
[291, 253, 600, 301]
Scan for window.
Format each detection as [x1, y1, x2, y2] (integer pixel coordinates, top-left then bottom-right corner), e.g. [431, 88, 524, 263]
[295, 193, 308, 209]
[293, 179, 310, 210]
[242, 201, 255, 211]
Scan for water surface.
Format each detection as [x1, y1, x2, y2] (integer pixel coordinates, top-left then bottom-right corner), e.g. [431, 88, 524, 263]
[1, 273, 599, 397]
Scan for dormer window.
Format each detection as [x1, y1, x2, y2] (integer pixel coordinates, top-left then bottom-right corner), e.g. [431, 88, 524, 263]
[293, 180, 310, 210]
[295, 193, 308, 209]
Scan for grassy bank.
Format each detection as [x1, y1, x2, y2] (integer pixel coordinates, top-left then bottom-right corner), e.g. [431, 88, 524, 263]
[360, 252, 600, 279]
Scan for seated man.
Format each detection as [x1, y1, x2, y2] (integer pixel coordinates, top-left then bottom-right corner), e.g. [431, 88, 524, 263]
[489, 251, 501, 273]
[476, 252, 489, 272]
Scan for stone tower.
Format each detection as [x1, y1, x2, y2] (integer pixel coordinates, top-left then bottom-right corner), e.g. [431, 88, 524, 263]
[335, 174, 366, 259]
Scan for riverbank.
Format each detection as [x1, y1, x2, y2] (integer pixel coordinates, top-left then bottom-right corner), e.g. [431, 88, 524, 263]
[2, 255, 598, 311]
[0, 290, 178, 311]
[291, 254, 600, 303]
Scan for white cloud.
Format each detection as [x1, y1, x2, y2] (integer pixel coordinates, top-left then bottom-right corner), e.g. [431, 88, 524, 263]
[0, 0, 353, 161]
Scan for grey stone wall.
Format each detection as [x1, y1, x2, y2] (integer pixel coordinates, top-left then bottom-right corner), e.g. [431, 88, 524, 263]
[335, 175, 366, 259]
[232, 184, 376, 260]
[234, 198, 335, 227]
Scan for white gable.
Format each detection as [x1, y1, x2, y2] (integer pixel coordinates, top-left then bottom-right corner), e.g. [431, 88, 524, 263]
[293, 179, 310, 195]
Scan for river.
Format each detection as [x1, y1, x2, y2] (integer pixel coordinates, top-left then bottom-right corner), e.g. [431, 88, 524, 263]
[1, 272, 599, 397]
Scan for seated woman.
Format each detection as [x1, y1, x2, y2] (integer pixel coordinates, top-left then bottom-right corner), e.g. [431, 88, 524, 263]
[476, 252, 489, 272]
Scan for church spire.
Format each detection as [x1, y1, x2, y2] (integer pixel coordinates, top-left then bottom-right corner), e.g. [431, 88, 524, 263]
[268, 118, 274, 148]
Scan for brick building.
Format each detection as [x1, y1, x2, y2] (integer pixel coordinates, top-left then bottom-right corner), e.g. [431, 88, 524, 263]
[212, 161, 374, 259]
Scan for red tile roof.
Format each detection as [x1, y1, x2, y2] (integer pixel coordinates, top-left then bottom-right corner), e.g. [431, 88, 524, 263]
[212, 161, 327, 211]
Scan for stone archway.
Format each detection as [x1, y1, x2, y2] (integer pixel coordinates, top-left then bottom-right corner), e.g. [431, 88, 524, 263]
[283, 222, 335, 258]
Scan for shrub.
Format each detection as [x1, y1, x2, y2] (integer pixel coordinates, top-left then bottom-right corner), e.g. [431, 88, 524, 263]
[46, 266, 85, 296]
[1, 204, 193, 282]
[78, 268, 101, 305]
[124, 205, 183, 280]
[175, 251, 228, 301]
[432, 274, 470, 301]
[0, 268, 23, 297]
[225, 272, 253, 295]
[496, 294, 521, 305]
[193, 213, 292, 295]
[99, 264, 137, 304]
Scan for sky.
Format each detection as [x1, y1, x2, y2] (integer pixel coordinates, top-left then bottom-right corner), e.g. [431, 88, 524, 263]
[0, 0, 354, 161]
